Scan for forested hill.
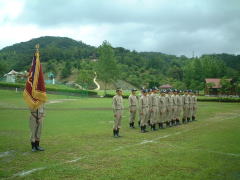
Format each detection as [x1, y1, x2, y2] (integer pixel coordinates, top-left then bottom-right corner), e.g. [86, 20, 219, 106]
[0, 36, 239, 90]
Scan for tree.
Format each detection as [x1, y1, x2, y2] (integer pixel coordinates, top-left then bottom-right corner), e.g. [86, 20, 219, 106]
[61, 62, 72, 78]
[220, 78, 232, 95]
[46, 60, 57, 74]
[0, 61, 7, 77]
[96, 41, 118, 95]
[76, 69, 95, 89]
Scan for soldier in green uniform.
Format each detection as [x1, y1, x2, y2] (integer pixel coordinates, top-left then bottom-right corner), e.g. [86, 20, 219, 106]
[165, 89, 171, 127]
[192, 91, 198, 121]
[158, 89, 166, 129]
[147, 89, 152, 126]
[112, 88, 124, 137]
[29, 104, 45, 152]
[139, 89, 149, 133]
[172, 89, 178, 126]
[176, 90, 183, 125]
[138, 88, 144, 127]
[182, 90, 189, 124]
[187, 90, 192, 122]
[149, 87, 159, 131]
[128, 89, 138, 128]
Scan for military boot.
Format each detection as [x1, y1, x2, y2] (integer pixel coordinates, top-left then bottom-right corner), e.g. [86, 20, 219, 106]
[150, 124, 153, 131]
[132, 122, 135, 128]
[35, 141, 44, 151]
[143, 125, 148, 133]
[153, 124, 157, 131]
[182, 118, 185, 124]
[129, 123, 132, 128]
[116, 128, 121, 137]
[31, 142, 37, 152]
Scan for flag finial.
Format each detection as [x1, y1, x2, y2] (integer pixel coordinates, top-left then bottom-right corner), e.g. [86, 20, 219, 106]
[35, 44, 40, 52]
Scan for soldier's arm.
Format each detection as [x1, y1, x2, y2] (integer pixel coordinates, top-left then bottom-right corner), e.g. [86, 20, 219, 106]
[112, 97, 117, 114]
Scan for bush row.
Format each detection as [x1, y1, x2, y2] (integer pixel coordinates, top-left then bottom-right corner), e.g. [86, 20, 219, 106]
[0, 82, 97, 96]
[104, 93, 240, 102]
[197, 97, 240, 103]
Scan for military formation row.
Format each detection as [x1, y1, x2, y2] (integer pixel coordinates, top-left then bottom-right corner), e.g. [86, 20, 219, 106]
[112, 88, 197, 137]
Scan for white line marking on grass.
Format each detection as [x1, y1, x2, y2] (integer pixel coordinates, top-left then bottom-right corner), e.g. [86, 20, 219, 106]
[139, 140, 154, 144]
[65, 157, 83, 163]
[13, 167, 46, 177]
[164, 143, 240, 158]
[47, 99, 78, 104]
[206, 150, 240, 157]
[0, 150, 14, 158]
[10, 157, 85, 179]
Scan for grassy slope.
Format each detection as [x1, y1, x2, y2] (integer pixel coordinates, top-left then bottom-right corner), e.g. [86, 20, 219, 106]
[0, 89, 240, 180]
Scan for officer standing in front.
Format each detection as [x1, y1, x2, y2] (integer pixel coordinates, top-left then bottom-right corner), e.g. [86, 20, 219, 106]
[29, 104, 45, 152]
[112, 88, 124, 137]
[128, 89, 138, 128]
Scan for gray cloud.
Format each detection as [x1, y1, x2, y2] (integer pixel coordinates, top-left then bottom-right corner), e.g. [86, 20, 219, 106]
[9, 0, 240, 56]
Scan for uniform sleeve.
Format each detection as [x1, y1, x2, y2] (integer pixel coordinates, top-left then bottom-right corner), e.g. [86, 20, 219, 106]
[112, 97, 117, 113]
[128, 96, 132, 108]
[139, 98, 143, 113]
[149, 95, 153, 109]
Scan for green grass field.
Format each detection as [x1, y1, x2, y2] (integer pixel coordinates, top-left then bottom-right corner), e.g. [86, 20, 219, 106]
[0, 89, 240, 180]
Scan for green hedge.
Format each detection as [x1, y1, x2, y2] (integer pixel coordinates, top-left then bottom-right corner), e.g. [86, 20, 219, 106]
[104, 93, 129, 99]
[0, 82, 97, 96]
[197, 97, 240, 103]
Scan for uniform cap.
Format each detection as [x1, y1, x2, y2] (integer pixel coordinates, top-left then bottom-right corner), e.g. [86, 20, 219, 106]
[116, 88, 122, 92]
[142, 89, 148, 93]
[131, 88, 137, 92]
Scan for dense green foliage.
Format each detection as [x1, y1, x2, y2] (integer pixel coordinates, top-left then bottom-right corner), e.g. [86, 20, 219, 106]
[0, 82, 97, 96]
[0, 36, 240, 90]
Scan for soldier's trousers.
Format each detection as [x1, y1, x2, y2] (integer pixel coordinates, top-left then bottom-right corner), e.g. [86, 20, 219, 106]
[166, 107, 170, 121]
[140, 108, 148, 126]
[192, 105, 197, 117]
[113, 110, 122, 130]
[172, 105, 178, 120]
[150, 106, 158, 125]
[129, 106, 137, 123]
[168, 105, 174, 121]
[189, 105, 193, 118]
[177, 106, 182, 120]
[159, 109, 166, 123]
[29, 115, 43, 142]
[183, 104, 190, 119]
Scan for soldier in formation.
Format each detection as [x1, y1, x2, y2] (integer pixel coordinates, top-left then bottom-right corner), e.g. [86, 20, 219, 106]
[112, 87, 198, 136]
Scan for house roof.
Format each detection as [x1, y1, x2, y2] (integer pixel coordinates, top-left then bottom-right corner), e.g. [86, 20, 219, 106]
[205, 78, 232, 88]
[159, 84, 172, 88]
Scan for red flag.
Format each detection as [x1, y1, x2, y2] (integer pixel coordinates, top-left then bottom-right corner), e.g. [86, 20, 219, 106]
[23, 45, 47, 110]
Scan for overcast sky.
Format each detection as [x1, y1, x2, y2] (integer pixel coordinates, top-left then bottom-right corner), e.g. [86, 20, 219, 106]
[0, 0, 239, 57]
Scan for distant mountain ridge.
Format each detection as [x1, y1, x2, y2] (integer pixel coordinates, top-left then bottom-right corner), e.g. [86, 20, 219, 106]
[0, 36, 239, 90]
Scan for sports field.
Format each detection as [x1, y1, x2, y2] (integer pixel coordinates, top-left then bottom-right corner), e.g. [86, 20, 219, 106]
[0, 89, 240, 180]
